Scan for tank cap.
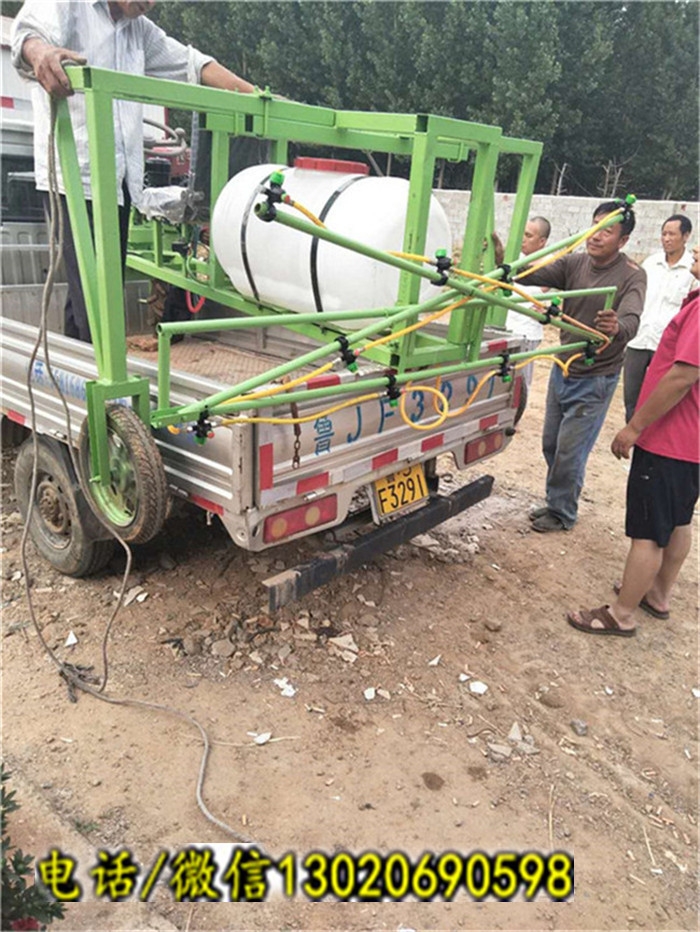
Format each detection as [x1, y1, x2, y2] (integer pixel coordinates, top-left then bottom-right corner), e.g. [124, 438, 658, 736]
[293, 157, 369, 175]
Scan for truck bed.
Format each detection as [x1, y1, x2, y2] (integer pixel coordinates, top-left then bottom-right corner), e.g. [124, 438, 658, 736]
[128, 336, 309, 384]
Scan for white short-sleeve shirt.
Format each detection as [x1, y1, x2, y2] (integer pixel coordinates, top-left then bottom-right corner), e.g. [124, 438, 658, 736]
[11, 0, 213, 206]
[628, 249, 696, 352]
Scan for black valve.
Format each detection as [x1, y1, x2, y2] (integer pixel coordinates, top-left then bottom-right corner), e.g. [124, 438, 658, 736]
[498, 262, 512, 283]
[193, 410, 215, 445]
[499, 352, 513, 383]
[432, 248, 453, 287]
[336, 335, 358, 372]
[385, 371, 402, 407]
[257, 170, 286, 222]
[543, 296, 562, 323]
[613, 193, 637, 227]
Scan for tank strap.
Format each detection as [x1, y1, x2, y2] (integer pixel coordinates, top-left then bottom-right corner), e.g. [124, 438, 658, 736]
[240, 167, 289, 306]
[310, 174, 368, 315]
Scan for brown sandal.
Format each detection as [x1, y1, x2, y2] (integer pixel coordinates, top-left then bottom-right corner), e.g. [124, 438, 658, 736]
[612, 581, 670, 620]
[567, 605, 636, 638]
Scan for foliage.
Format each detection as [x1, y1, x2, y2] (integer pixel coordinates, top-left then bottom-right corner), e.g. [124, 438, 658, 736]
[4, 1, 696, 197]
[150, 0, 698, 200]
[0, 1, 24, 17]
[1, 767, 65, 930]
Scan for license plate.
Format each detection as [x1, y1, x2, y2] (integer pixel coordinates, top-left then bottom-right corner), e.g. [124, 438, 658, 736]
[372, 464, 429, 518]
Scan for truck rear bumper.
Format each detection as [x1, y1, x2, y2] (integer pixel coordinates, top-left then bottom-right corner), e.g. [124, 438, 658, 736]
[263, 474, 493, 611]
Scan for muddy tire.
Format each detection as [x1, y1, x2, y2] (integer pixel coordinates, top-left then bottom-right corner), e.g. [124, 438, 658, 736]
[78, 404, 169, 544]
[15, 437, 115, 577]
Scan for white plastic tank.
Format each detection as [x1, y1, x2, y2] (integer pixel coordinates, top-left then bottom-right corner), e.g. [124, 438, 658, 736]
[211, 157, 452, 328]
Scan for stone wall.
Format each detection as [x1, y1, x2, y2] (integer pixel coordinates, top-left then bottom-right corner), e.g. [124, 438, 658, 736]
[434, 191, 699, 265]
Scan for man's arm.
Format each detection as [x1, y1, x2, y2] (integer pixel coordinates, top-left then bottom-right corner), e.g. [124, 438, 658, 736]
[200, 61, 255, 94]
[142, 20, 254, 92]
[594, 266, 646, 340]
[611, 362, 699, 458]
[18, 37, 86, 97]
[516, 255, 568, 291]
[11, 0, 84, 96]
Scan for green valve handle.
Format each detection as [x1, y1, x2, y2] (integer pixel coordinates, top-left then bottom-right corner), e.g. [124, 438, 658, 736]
[435, 248, 447, 258]
[270, 171, 285, 186]
[625, 194, 636, 205]
[550, 295, 562, 306]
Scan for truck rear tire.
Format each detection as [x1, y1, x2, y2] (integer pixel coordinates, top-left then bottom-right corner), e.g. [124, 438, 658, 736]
[78, 404, 169, 544]
[15, 436, 116, 577]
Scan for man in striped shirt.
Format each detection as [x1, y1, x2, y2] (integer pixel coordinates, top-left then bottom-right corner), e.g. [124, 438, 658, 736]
[12, 1, 256, 342]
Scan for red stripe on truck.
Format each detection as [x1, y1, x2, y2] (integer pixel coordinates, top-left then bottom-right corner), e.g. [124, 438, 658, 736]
[372, 449, 398, 470]
[259, 443, 274, 490]
[190, 494, 224, 516]
[479, 414, 499, 431]
[511, 375, 523, 411]
[296, 472, 329, 495]
[6, 410, 26, 425]
[307, 373, 341, 390]
[421, 433, 444, 452]
[1, 97, 15, 109]
[488, 339, 509, 354]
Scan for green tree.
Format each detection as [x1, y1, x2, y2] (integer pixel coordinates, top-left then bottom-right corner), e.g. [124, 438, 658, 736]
[148, 0, 698, 199]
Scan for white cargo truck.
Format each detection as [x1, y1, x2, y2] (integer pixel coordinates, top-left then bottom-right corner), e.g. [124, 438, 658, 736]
[1, 34, 536, 609]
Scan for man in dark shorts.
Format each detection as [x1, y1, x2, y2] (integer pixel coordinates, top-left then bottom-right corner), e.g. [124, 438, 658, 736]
[567, 246, 699, 637]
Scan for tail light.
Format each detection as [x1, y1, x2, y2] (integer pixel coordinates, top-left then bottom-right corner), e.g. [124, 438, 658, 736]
[263, 495, 338, 544]
[464, 431, 504, 465]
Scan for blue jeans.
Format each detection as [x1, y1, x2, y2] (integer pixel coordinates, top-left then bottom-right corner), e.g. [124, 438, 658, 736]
[542, 367, 619, 528]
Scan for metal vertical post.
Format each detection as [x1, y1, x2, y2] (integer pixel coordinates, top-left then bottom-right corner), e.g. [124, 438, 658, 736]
[448, 139, 501, 354]
[83, 86, 128, 384]
[209, 129, 231, 289]
[54, 100, 103, 371]
[396, 117, 437, 362]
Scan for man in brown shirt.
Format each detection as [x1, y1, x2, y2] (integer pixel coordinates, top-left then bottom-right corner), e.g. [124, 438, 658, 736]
[522, 201, 646, 531]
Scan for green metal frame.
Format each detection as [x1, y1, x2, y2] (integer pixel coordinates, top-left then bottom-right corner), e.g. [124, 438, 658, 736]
[56, 65, 625, 481]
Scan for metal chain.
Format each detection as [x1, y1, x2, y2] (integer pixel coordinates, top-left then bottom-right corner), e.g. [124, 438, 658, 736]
[281, 376, 302, 468]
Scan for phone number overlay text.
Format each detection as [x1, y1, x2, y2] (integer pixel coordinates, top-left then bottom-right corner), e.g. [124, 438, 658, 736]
[36, 847, 574, 903]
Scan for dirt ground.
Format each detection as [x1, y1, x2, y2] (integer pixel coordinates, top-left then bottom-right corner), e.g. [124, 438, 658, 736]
[1, 359, 698, 932]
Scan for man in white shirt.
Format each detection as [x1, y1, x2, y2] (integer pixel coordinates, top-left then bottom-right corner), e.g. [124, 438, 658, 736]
[505, 216, 551, 387]
[623, 214, 695, 420]
[11, 0, 256, 342]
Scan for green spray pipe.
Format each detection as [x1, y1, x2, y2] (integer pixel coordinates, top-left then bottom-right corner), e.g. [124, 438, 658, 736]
[160, 287, 462, 417]
[157, 274, 609, 419]
[205, 342, 592, 415]
[257, 200, 462, 287]
[157, 305, 416, 337]
[256, 204, 616, 341]
[158, 266, 608, 420]
[257, 199, 628, 290]
[157, 204, 620, 421]
[507, 287, 616, 303]
[150, 340, 593, 428]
